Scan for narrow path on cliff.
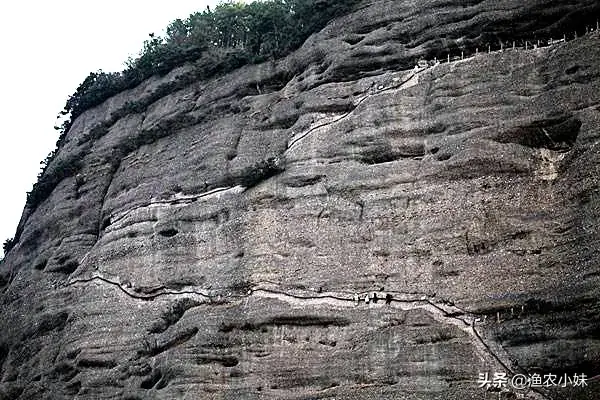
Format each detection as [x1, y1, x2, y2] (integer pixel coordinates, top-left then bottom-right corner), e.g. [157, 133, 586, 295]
[284, 29, 599, 157]
[285, 66, 428, 152]
[55, 30, 600, 400]
[107, 186, 245, 230]
[65, 275, 550, 399]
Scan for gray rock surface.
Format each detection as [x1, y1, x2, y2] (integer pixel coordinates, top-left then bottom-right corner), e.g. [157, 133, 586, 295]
[1, 1, 600, 399]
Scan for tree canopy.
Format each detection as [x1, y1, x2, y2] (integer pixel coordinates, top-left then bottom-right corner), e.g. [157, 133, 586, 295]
[56, 0, 360, 139]
[17, 0, 359, 217]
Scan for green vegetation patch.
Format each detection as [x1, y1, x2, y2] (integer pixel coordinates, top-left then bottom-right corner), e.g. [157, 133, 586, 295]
[19, 0, 360, 222]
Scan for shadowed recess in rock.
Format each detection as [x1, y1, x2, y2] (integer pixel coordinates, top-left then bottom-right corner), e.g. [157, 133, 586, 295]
[495, 115, 582, 150]
[138, 327, 199, 357]
[219, 315, 351, 333]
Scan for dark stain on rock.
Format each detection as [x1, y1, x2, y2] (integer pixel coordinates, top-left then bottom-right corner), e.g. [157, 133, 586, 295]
[496, 115, 581, 150]
[354, 19, 391, 35]
[250, 70, 294, 95]
[468, 240, 491, 255]
[342, 34, 364, 45]
[565, 65, 581, 75]
[360, 146, 401, 164]
[234, 250, 245, 258]
[48, 362, 79, 382]
[435, 269, 461, 278]
[139, 327, 199, 357]
[65, 348, 81, 360]
[158, 228, 179, 238]
[304, 101, 356, 114]
[262, 112, 301, 130]
[283, 174, 326, 188]
[435, 152, 452, 161]
[133, 285, 164, 295]
[77, 358, 117, 369]
[575, 186, 599, 205]
[0, 343, 8, 377]
[352, 137, 426, 165]
[141, 368, 163, 389]
[523, 298, 556, 314]
[318, 339, 337, 347]
[465, 232, 492, 255]
[373, 248, 390, 257]
[33, 259, 48, 271]
[219, 321, 255, 333]
[415, 328, 456, 344]
[101, 216, 112, 231]
[229, 280, 253, 294]
[53, 259, 79, 275]
[196, 354, 239, 367]
[508, 230, 531, 240]
[164, 277, 199, 290]
[220, 315, 350, 333]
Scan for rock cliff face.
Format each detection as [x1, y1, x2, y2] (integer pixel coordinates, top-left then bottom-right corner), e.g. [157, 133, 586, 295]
[2, 1, 600, 399]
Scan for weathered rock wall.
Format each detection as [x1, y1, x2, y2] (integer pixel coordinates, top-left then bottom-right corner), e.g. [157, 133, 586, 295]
[1, 1, 600, 399]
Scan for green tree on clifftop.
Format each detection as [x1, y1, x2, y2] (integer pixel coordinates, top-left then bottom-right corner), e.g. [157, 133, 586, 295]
[23, 0, 360, 216]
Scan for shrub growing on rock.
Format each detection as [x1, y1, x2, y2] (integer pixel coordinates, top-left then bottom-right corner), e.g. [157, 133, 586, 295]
[2, 237, 16, 255]
[27, 1, 360, 214]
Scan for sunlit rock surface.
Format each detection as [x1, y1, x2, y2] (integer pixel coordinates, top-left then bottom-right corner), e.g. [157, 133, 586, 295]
[1, 1, 600, 399]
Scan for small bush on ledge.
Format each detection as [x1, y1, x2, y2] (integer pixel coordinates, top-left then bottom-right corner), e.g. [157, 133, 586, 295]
[24, 0, 360, 217]
[56, 0, 361, 137]
[2, 237, 16, 255]
[26, 157, 83, 210]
